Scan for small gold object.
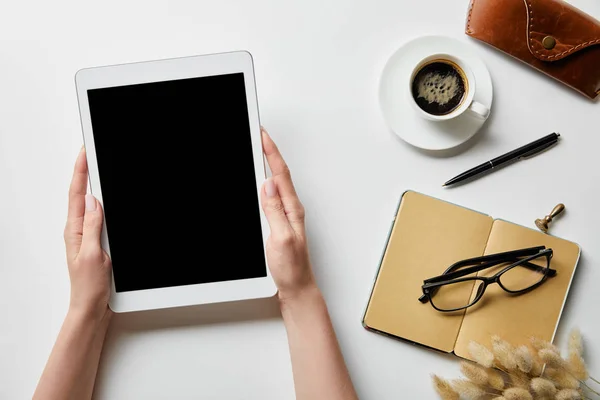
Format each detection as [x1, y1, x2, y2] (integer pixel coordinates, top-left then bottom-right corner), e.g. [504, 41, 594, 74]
[542, 36, 557, 50]
[535, 203, 565, 233]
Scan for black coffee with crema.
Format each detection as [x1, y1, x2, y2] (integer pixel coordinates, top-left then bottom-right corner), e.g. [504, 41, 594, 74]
[411, 61, 467, 116]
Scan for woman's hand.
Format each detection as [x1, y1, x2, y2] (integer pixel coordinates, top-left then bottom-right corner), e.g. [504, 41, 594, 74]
[260, 129, 359, 400]
[63, 147, 112, 322]
[260, 129, 317, 304]
[33, 148, 113, 400]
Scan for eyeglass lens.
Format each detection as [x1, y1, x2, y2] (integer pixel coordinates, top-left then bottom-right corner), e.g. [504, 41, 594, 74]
[430, 279, 480, 311]
[499, 254, 549, 292]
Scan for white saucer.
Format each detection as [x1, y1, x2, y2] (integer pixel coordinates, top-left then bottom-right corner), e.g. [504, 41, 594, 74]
[379, 35, 493, 151]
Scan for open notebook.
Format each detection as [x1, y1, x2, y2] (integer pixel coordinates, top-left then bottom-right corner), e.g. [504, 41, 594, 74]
[362, 191, 581, 361]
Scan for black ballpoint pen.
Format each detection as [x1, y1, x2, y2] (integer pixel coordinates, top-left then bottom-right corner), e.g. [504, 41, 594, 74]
[443, 133, 561, 187]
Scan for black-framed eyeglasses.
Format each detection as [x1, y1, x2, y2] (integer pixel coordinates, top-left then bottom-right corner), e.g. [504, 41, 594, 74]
[419, 246, 556, 312]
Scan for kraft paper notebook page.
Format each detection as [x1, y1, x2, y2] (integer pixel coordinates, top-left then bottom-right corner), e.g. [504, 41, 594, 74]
[362, 191, 581, 361]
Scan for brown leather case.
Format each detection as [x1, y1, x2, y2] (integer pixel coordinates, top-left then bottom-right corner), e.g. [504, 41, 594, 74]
[465, 0, 600, 100]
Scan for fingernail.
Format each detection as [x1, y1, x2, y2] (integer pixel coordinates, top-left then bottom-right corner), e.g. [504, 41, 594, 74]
[265, 179, 277, 198]
[85, 194, 97, 211]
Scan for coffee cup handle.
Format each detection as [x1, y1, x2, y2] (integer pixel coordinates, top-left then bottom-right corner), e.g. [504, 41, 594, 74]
[468, 101, 490, 119]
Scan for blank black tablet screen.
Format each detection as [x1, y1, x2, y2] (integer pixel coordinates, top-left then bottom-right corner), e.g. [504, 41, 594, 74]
[87, 73, 267, 292]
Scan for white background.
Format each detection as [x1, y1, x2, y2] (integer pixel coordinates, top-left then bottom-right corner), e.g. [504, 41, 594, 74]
[1, 0, 599, 398]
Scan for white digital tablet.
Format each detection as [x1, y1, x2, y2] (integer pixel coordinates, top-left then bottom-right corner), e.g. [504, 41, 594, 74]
[75, 51, 276, 313]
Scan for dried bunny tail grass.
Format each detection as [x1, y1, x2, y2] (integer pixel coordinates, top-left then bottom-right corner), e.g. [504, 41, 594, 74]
[468, 341, 494, 368]
[568, 353, 589, 380]
[555, 388, 582, 400]
[568, 328, 583, 357]
[514, 345, 533, 373]
[530, 337, 560, 354]
[487, 368, 505, 391]
[452, 379, 489, 400]
[539, 348, 567, 369]
[530, 377, 557, 397]
[502, 387, 533, 400]
[460, 361, 489, 386]
[530, 356, 543, 377]
[545, 368, 580, 390]
[432, 375, 459, 400]
[509, 370, 531, 390]
[492, 336, 518, 370]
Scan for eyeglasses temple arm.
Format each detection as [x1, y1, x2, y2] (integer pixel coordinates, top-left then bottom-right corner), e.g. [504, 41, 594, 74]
[440, 246, 546, 275]
[425, 259, 509, 284]
[426, 253, 553, 284]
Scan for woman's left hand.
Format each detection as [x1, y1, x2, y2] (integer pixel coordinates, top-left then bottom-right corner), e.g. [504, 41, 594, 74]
[63, 147, 112, 322]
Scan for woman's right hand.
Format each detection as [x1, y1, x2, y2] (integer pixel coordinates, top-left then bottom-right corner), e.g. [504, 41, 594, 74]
[260, 129, 359, 400]
[260, 129, 318, 304]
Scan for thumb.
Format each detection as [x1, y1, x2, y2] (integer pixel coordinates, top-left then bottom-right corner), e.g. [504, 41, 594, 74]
[79, 194, 104, 255]
[261, 178, 291, 236]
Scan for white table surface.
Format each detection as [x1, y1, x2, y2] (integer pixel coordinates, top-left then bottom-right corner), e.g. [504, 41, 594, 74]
[2, 0, 599, 398]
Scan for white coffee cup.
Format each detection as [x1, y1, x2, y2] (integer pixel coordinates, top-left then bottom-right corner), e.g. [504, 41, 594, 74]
[408, 54, 490, 121]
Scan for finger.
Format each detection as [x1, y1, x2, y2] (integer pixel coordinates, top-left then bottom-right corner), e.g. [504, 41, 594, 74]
[64, 147, 88, 257]
[261, 129, 305, 231]
[79, 194, 105, 258]
[261, 178, 293, 238]
[261, 128, 293, 179]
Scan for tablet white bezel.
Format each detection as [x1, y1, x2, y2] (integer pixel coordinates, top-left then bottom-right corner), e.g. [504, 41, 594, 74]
[75, 51, 276, 312]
